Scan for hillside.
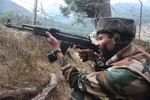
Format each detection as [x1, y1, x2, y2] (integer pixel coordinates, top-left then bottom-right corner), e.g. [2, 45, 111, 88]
[1, 1, 150, 30]
[0, 0, 31, 16]
[1, 1, 150, 37]
[0, 24, 150, 99]
[112, 3, 150, 24]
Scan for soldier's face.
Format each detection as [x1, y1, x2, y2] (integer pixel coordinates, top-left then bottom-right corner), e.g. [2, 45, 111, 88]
[96, 33, 115, 56]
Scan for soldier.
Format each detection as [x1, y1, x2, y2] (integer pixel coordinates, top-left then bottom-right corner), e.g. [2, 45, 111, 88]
[46, 17, 150, 100]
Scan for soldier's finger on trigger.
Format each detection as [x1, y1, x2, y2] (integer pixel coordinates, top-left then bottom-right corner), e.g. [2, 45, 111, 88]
[79, 53, 86, 57]
[87, 51, 94, 56]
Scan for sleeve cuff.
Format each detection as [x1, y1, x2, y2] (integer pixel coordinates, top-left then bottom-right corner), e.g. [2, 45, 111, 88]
[57, 57, 69, 68]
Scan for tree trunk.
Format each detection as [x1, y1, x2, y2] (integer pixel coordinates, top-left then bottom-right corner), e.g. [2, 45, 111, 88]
[100, 0, 111, 17]
[95, 0, 111, 28]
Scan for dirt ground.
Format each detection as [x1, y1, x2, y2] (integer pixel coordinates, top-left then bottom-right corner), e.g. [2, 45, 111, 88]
[0, 25, 94, 100]
[0, 25, 150, 100]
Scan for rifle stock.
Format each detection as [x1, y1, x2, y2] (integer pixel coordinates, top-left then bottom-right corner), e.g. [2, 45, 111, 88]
[5, 19, 99, 63]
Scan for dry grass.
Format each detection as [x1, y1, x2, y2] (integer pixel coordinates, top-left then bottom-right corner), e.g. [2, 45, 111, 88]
[0, 25, 72, 99]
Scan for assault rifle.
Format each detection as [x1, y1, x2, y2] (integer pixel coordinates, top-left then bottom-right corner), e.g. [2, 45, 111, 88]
[5, 19, 99, 63]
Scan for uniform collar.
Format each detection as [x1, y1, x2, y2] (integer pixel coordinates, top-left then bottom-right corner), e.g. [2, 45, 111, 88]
[106, 42, 138, 66]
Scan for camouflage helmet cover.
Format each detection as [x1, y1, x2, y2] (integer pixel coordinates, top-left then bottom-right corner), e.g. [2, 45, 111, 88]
[96, 17, 136, 38]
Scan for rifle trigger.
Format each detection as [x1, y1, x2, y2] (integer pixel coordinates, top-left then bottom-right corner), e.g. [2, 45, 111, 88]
[88, 36, 91, 42]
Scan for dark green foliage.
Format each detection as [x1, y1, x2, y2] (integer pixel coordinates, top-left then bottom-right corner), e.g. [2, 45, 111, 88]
[60, 0, 111, 27]
[60, 0, 102, 18]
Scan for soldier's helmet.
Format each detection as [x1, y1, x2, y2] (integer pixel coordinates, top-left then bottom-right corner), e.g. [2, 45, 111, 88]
[96, 17, 136, 38]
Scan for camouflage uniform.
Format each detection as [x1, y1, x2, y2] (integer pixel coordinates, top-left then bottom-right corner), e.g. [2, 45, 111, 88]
[57, 18, 150, 100]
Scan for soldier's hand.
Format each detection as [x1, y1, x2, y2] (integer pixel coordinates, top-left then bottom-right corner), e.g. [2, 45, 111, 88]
[46, 31, 60, 50]
[78, 48, 100, 61]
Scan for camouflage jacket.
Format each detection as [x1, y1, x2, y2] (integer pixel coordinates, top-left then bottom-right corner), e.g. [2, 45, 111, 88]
[57, 42, 150, 100]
